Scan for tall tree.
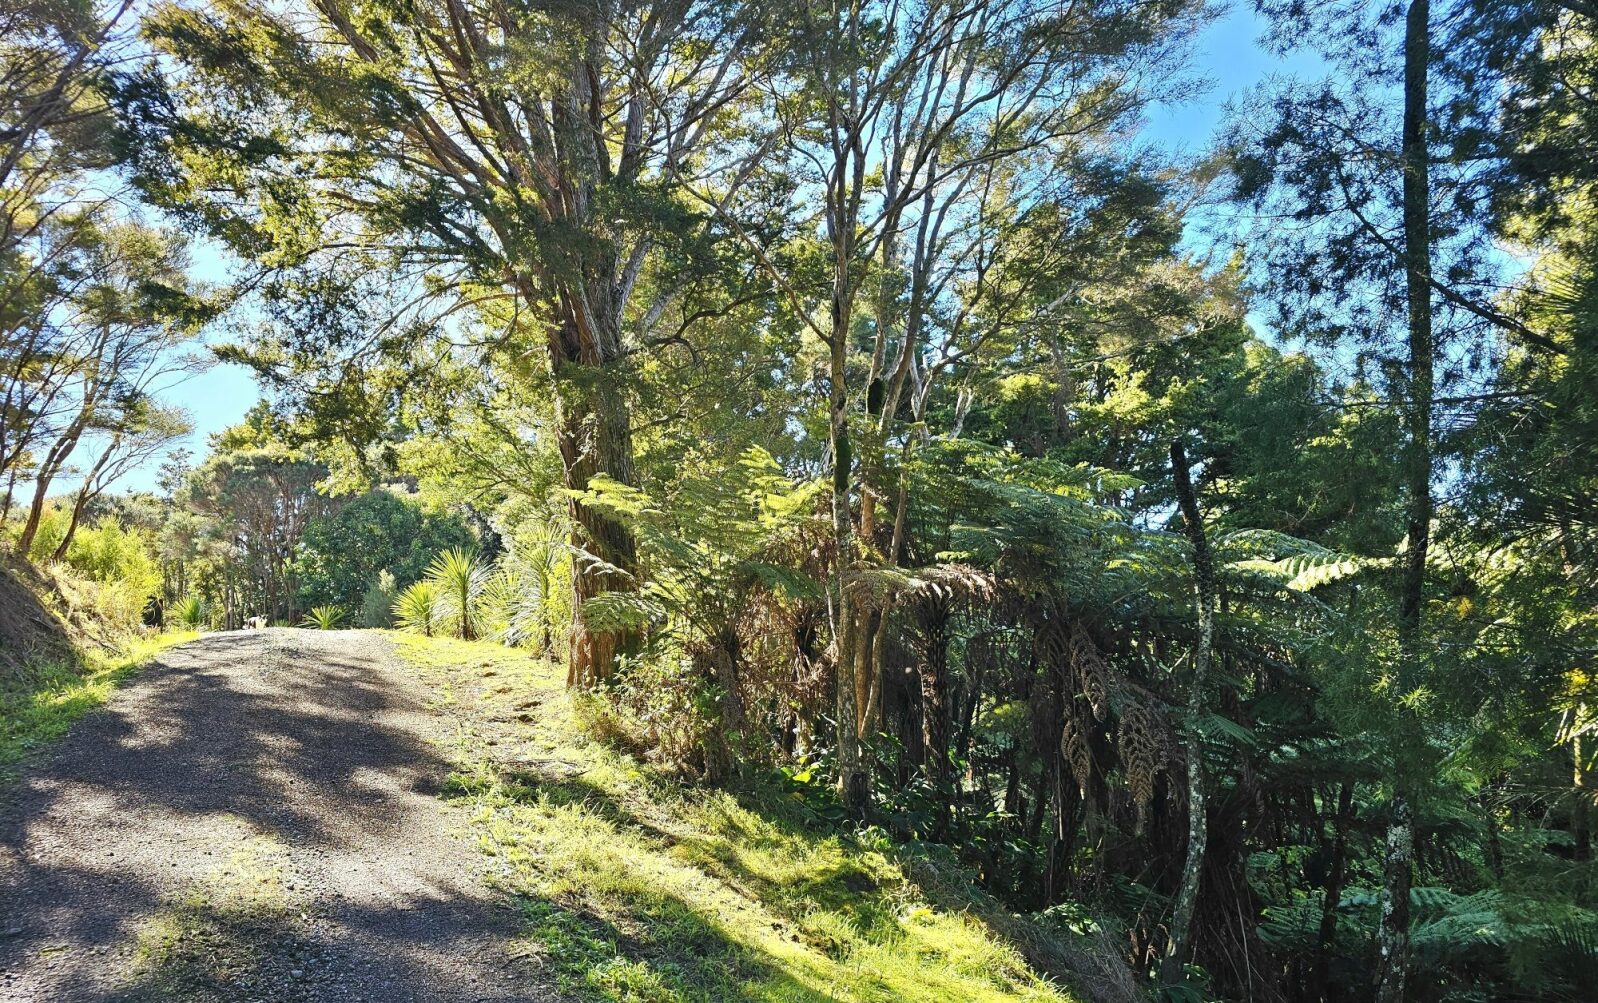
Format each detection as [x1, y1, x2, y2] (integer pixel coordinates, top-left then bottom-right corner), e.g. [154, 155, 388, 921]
[1161, 438, 1218, 987]
[1233, 1, 1523, 995]
[132, 0, 766, 683]
[735, 0, 1209, 812]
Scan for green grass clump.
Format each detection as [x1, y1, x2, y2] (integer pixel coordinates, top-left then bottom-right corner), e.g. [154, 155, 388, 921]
[0, 632, 196, 783]
[396, 634, 1079, 1003]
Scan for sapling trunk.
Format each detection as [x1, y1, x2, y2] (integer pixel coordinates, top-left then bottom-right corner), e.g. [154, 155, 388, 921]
[1161, 439, 1216, 988]
[1377, 5, 1435, 1000]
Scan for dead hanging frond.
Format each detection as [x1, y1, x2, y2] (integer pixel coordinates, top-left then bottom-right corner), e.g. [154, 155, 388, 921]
[1061, 709, 1094, 798]
[1071, 621, 1113, 723]
[845, 562, 998, 610]
[1118, 697, 1166, 834]
[1037, 615, 1072, 677]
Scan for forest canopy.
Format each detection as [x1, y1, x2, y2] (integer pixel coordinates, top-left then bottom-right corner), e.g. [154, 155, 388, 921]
[3, 1, 1597, 1001]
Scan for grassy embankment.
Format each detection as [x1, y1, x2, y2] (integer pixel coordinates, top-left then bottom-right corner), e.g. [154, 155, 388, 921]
[0, 631, 197, 784]
[397, 634, 1090, 1003]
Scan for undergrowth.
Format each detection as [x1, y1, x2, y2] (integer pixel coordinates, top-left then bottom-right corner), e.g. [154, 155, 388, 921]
[396, 634, 1084, 1003]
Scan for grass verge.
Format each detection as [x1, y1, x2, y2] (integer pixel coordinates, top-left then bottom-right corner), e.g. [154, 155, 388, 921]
[396, 634, 1083, 1003]
[0, 631, 197, 784]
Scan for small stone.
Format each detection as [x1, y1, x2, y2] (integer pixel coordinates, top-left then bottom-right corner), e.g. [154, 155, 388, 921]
[290, 969, 304, 978]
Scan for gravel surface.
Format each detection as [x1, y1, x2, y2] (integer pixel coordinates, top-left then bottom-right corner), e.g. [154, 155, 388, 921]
[0, 629, 559, 1002]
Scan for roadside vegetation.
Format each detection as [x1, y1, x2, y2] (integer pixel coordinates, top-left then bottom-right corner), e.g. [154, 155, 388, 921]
[399, 634, 1101, 1003]
[0, 626, 193, 785]
[4, 0, 1597, 1000]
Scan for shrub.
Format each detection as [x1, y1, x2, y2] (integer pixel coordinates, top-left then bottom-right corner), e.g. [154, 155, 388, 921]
[424, 548, 489, 640]
[173, 595, 207, 629]
[18, 504, 68, 561]
[61, 519, 161, 611]
[300, 605, 346, 630]
[34, 562, 149, 643]
[392, 581, 442, 637]
[360, 570, 397, 628]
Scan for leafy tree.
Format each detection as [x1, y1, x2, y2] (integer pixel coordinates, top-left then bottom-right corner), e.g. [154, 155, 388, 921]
[293, 490, 473, 613]
[130, 0, 769, 684]
[727, 0, 1212, 814]
[185, 440, 337, 626]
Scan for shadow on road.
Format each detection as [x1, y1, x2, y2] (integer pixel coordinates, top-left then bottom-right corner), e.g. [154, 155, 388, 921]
[0, 630, 553, 1002]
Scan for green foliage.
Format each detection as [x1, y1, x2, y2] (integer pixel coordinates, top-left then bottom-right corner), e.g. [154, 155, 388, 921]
[391, 581, 442, 638]
[172, 595, 206, 630]
[480, 527, 570, 654]
[359, 570, 397, 629]
[299, 605, 346, 630]
[184, 439, 338, 625]
[60, 519, 163, 608]
[294, 491, 474, 613]
[423, 548, 489, 641]
[48, 3, 1598, 1001]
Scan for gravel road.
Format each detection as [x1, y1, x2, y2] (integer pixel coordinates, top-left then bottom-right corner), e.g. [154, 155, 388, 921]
[0, 629, 557, 1002]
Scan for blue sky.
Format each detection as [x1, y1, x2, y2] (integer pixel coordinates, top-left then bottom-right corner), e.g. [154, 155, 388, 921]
[117, 2, 1308, 495]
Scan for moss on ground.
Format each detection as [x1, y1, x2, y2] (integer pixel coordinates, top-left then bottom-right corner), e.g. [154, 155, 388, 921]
[397, 634, 1083, 1003]
[126, 834, 303, 1000]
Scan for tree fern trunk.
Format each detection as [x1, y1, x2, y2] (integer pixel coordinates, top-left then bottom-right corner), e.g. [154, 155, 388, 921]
[1314, 782, 1355, 999]
[919, 597, 951, 833]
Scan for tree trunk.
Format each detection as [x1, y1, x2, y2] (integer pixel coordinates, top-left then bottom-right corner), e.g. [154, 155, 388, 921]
[828, 287, 869, 815]
[52, 489, 91, 562]
[551, 311, 641, 688]
[1314, 782, 1355, 1000]
[15, 433, 74, 555]
[1, 463, 18, 528]
[1377, 5, 1434, 1001]
[1161, 439, 1217, 989]
[1576, 731, 1593, 861]
[52, 437, 118, 561]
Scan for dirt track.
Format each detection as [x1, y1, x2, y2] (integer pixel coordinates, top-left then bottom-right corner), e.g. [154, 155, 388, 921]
[0, 629, 555, 1002]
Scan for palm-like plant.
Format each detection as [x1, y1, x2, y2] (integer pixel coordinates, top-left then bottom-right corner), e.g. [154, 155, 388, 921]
[484, 525, 569, 653]
[301, 605, 346, 630]
[426, 547, 490, 640]
[173, 595, 206, 629]
[392, 581, 442, 637]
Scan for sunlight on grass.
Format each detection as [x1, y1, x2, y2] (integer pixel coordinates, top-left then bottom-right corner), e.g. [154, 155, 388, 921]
[0, 631, 197, 782]
[396, 634, 1079, 1003]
